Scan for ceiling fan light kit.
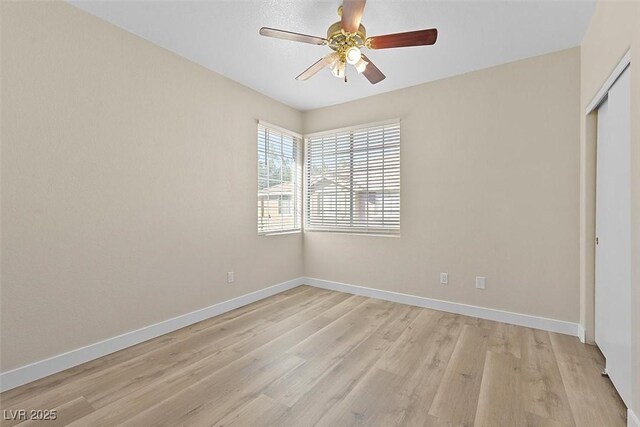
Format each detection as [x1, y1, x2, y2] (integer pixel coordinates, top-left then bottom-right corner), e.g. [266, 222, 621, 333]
[345, 46, 362, 65]
[331, 59, 346, 78]
[259, 0, 438, 85]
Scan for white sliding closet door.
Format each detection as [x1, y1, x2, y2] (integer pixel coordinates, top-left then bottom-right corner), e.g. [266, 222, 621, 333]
[595, 65, 631, 407]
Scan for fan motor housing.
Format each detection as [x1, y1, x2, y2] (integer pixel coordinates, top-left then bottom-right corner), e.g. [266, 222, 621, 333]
[327, 21, 367, 51]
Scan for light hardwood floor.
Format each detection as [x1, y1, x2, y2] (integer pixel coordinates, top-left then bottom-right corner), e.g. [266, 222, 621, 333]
[0, 286, 627, 426]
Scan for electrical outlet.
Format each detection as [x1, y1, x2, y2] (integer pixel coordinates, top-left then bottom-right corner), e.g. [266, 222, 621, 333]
[227, 272, 234, 284]
[475, 276, 486, 289]
[440, 273, 448, 285]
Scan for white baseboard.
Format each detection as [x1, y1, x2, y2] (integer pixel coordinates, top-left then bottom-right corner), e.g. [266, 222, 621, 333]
[629, 409, 640, 427]
[0, 277, 304, 393]
[577, 324, 586, 343]
[302, 277, 580, 337]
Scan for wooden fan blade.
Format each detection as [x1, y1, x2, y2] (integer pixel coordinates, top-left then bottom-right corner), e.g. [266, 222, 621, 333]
[360, 54, 385, 84]
[367, 28, 438, 49]
[341, 0, 366, 33]
[296, 57, 331, 81]
[259, 27, 327, 45]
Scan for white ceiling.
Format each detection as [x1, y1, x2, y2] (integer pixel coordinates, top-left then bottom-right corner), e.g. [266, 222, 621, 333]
[70, 0, 596, 111]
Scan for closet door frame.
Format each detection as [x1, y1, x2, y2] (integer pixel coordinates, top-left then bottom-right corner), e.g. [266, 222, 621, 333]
[589, 54, 632, 407]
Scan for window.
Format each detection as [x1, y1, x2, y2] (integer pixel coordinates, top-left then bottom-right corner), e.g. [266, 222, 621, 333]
[278, 196, 292, 215]
[257, 121, 302, 235]
[305, 120, 400, 234]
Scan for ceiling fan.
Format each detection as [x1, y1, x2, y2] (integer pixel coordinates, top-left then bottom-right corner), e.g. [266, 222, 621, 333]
[259, 0, 438, 84]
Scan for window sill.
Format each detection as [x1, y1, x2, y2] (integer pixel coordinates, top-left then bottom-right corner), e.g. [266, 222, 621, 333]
[304, 229, 400, 238]
[258, 229, 302, 237]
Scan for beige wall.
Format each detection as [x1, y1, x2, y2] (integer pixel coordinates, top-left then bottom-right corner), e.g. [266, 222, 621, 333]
[0, 2, 303, 371]
[580, 0, 640, 416]
[302, 48, 581, 323]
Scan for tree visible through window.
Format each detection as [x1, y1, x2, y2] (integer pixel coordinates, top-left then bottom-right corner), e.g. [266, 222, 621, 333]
[257, 122, 301, 234]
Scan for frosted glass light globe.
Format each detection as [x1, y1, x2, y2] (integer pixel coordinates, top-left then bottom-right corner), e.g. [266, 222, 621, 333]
[345, 46, 362, 65]
[331, 61, 346, 78]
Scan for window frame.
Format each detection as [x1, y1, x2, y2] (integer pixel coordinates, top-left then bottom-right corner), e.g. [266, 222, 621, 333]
[257, 121, 303, 236]
[304, 119, 401, 236]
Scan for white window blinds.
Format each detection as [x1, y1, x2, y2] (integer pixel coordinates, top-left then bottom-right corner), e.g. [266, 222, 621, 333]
[257, 122, 302, 235]
[305, 121, 400, 234]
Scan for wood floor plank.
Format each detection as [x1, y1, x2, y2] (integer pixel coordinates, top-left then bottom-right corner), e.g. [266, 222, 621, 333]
[263, 299, 395, 407]
[82, 288, 337, 408]
[424, 414, 461, 427]
[120, 353, 306, 426]
[124, 298, 385, 425]
[318, 367, 403, 427]
[263, 304, 422, 426]
[520, 329, 576, 427]
[316, 312, 465, 427]
[488, 322, 523, 359]
[548, 331, 605, 365]
[428, 324, 493, 426]
[553, 350, 627, 426]
[214, 393, 290, 427]
[285, 299, 393, 360]
[464, 316, 499, 330]
[0, 287, 627, 427]
[64, 292, 366, 426]
[525, 411, 572, 427]
[474, 351, 524, 427]
[375, 308, 442, 377]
